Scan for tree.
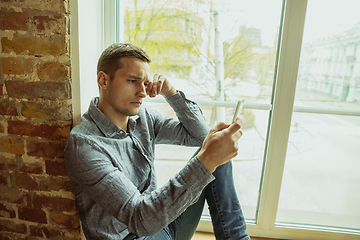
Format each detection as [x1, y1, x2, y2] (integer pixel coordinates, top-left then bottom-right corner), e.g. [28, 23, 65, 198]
[124, 0, 204, 78]
[124, 0, 275, 104]
[223, 26, 257, 81]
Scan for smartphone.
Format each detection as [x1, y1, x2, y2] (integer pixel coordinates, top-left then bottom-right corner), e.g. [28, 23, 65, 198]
[191, 99, 245, 158]
[232, 99, 245, 123]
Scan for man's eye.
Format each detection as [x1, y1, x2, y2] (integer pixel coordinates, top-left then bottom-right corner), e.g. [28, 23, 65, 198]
[129, 80, 136, 83]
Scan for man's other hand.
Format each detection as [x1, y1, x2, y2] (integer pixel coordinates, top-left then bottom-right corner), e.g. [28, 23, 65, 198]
[146, 73, 176, 98]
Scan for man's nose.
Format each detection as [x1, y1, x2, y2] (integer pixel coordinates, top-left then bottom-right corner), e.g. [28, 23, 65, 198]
[137, 84, 146, 98]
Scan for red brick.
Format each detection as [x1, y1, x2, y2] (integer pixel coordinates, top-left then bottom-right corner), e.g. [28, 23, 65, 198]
[0, 162, 17, 171]
[41, 226, 63, 238]
[0, 174, 7, 186]
[33, 194, 76, 212]
[11, 172, 39, 190]
[30, 14, 66, 36]
[0, 121, 4, 133]
[39, 176, 73, 192]
[13, 0, 68, 13]
[0, 11, 28, 31]
[21, 100, 72, 120]
[0, 203, 16, 218]
[0, 187, 24, 204]
[0, 98, 19, 116]
[37, 62, 69, 81]
[19, 162, 43, 174]
[0, 136, 24, 155]
[2, 57, 34, 75]
[18, 207, 47, 224]
[26, 139, 66, 158]
[1, 36, 67, 56]
[13, 120, 70, 139]
[8, 120, 71, 139]
[0, 219, 27, 233]
[0, 234, 10, 240]
[29, 225, 43, 237]
[50, 212, 78, 228]
[30, 225, 62, 238]
[6, 81, 71, 100]
[0, 154, 17, 171]
[45, 159, 67, 176]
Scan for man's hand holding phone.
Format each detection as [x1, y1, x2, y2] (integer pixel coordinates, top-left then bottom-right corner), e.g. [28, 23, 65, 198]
[197, 118, 243, 173]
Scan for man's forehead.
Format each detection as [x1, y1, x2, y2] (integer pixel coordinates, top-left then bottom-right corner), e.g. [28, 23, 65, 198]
[122, 58, 150, 79]
[127, 72, 150, 82]
[120, 57, 150, 70]
[128, 74, 142, 79]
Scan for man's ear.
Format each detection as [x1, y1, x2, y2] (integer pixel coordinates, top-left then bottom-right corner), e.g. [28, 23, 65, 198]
[97, 71, 109, 90]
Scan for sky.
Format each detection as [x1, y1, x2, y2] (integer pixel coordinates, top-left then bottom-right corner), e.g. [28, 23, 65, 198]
[216, 0, 282, 47]
[302, 0, 360, 43]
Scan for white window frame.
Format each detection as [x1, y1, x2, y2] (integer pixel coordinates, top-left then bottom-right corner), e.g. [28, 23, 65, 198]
[70, 0, 360, 239]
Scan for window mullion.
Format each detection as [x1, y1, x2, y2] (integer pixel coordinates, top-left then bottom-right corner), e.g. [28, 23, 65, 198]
[69, 0, 81, 126]
[103, 0, 117, 48]
[255, 0, 308, 231]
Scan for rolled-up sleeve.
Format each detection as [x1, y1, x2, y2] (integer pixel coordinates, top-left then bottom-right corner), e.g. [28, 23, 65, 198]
[153, 91, 211, 146]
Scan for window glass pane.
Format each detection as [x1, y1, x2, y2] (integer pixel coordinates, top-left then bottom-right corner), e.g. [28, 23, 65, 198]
[277, 0, 360, 229]
[124, 0, 281, 104]
[147, 102, 270, 220]
[295, 0, 360, 111]
[125, 0, 283, 220]
[277, 113, 360, 229]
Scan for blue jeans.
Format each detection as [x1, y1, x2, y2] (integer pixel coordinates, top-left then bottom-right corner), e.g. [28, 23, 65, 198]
[140, 161, 250, 240]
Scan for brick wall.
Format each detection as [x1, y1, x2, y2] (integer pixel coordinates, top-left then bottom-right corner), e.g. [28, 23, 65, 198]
[0, 0, 80, 239]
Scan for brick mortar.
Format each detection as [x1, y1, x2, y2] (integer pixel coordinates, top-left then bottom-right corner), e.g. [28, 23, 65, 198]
[0, 0, 79, 238]
[0, 1, 70, 14]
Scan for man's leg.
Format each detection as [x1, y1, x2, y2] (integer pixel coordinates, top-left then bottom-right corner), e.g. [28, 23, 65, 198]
[140, 228, 172, 240]
[141, 191, 206, 240]
[168, 190, 206, 240]
[149, 161, 249, 240]
[205, 160, 250, 240]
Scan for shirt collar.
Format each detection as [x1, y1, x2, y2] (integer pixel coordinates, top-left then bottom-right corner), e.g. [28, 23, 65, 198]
[88, 97, 140, 137]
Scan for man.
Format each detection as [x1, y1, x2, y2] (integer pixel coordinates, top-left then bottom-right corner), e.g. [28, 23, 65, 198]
[64, 43, 250, 240]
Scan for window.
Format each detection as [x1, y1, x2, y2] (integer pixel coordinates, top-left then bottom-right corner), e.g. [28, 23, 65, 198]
[276, 0, 360, 231]
[120, 0, 283, 223]
[72, 0, 360, 239]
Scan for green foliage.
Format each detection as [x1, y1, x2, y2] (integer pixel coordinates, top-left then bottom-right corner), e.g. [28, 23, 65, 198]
[124, 0, 276, 102]
[124, 0, 204, 78]
[223, 26, 256, 80]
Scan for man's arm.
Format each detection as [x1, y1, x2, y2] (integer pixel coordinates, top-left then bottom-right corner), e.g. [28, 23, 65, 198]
[144, 73, 210, 146]
[65, 134, 214, 236]
[146, 73, 243, 172]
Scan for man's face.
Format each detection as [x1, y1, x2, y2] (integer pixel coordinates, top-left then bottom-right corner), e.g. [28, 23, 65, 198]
[104, 57, 150, 118]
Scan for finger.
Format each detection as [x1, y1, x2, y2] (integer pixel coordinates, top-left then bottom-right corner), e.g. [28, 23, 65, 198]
[157, 75, 164, 95]
[232, 129, 243, 141]
[227, 121, 242, 135]
[213, 122, 230, 132]
[146, 81, 153, 96]
[233, 117, 244, 127]
[152, 74, 159, 96]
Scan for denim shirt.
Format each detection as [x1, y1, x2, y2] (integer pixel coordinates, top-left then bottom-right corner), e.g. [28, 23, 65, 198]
[64, 91, 215, 240]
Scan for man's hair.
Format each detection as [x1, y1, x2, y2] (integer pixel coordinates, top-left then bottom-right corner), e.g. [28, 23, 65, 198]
[97, 43, 151, 80]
